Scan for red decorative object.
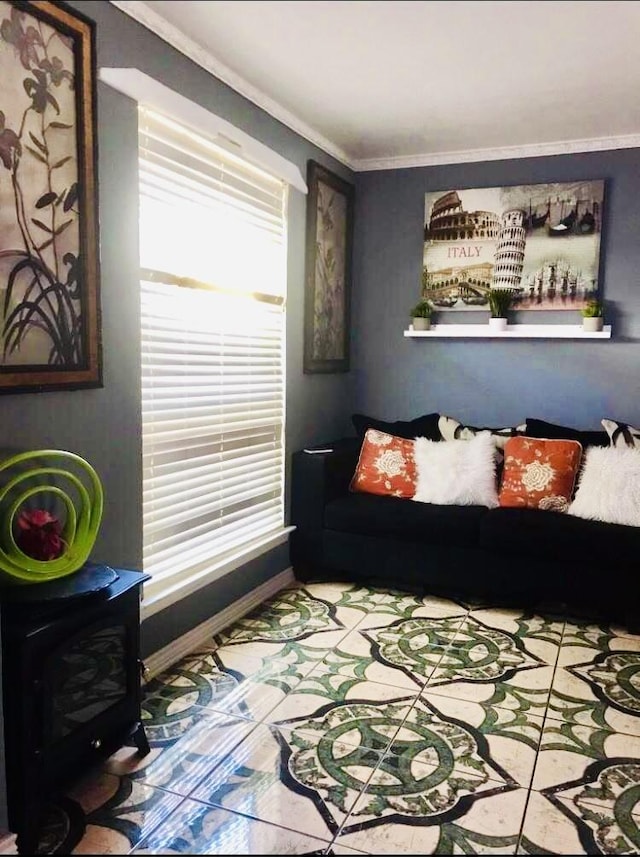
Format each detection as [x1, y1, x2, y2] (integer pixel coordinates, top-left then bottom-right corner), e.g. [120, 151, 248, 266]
[15, 509, 65, 561]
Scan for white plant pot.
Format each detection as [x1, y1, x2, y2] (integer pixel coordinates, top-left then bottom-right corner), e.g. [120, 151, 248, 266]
[412, 317, 431, 331]
[488, 317, 508, 332]
[582, 316, 603, 332]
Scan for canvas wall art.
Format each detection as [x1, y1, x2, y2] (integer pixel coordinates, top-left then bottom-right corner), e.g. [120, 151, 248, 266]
[0, 0, 101, 392]
[423, 180, 605, 311]
[304, 160, 354, 373]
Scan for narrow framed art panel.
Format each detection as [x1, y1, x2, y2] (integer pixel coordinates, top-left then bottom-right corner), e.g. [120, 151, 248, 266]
[0, 0, 101, 392]
[303, 160, 354, 374]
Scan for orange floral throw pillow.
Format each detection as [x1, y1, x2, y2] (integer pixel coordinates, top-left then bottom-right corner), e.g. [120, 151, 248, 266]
[350, 429, 416, 498]
[499, 437, 582, 512]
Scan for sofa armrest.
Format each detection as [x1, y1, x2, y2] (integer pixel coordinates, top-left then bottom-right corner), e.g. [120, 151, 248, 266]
[290, 437, 360, 573]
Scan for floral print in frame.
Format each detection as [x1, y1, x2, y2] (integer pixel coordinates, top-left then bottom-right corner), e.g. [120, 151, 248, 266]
[0, 0, 101, 391]
[303, 159, 354, 374]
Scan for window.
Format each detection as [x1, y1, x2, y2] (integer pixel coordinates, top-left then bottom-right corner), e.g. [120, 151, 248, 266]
[138, 108, 287, 611]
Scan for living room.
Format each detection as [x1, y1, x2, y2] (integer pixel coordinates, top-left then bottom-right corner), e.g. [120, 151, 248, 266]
[0, 0, 639, 853]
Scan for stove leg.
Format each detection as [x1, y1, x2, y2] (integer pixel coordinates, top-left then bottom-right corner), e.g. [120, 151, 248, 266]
[16, 826, 40, 856]
[132, 721, 150, 757]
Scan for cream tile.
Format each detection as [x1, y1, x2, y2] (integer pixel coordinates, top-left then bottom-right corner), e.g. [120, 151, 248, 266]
[144, 650, 226, 701]
[266, 677, 417, 748]
[444, 615, 548, 667]
[363, 616, 464, 684]
[331, 845, 368, 855]
[338, 783, 527, 854]
[67, 775, 182, 854]
[215, 644, 318, 677]
[132, 799, 332, 854]
[300, 582, 384, 628]
[554, 795, 640, 854]
[177, 650, 312, 722]
[518, 790, 588, 854]
[299, 580, 382, 605]
[105, 705, 256, 796]
[549, 666, 640, 736]
[215, 588, 349, 647]
[357, 593, 466, 631]
[421, 692, 542, 787]
[212, 629, 350, 665]
[426, 665, 555, 718]
[192, 722, 365, 840]
[310, 630, 425, 690]
[144, 655, 242, 711]
[468, 609, 563, 665]
[610, 623, 640, 643]
[421, 593, 469, 613]
[558, 621, 640, 667]
[545, 759, 640, 822]
[0, 833, 16, 855]
[532, 720, 640, 792]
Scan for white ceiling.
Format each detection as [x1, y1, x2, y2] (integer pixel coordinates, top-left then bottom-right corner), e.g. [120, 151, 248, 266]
[117, 0, 640, 170]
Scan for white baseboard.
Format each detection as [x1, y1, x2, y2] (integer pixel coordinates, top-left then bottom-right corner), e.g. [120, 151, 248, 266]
[143, 567, 295, 680]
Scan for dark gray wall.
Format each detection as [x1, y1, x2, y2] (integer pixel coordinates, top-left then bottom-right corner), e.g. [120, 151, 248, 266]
[0, 1, 354, 653]
[352, 150, 640, 430]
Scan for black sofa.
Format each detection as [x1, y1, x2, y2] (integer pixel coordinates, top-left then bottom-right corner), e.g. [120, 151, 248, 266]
[290, 433, 640, 630]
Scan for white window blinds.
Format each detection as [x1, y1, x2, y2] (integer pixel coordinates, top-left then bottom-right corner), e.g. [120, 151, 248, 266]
[138, 108, 287, 607]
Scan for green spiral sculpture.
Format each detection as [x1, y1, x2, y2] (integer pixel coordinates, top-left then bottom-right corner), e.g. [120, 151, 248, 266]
[0, 449, 103, 584]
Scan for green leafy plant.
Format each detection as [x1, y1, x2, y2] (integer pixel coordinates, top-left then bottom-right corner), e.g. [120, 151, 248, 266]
[581, 299, 603, 318]
[410, 300, 432, 319]
[488, 289, 516, 318]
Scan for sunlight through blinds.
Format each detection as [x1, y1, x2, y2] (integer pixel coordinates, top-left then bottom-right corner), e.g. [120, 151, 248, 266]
[138, 108, 287, 604]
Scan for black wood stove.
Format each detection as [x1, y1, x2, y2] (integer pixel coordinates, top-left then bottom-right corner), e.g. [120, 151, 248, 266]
[0, 564, 150, 854]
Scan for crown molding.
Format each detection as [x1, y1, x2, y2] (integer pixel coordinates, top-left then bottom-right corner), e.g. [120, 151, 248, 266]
[109, 1, 640, 175]
[353, 133, 640, 171]
[109, 0, 354, 169]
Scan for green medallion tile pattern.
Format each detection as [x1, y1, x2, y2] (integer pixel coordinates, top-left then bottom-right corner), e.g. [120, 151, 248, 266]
[132, 799, 333, 854]
[67, 774, 183, 854]
[20, 580, 640, 854]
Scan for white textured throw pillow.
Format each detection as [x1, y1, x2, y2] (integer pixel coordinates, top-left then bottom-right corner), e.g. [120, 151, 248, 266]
[413, 432, 499, 507]
[568, 445, 640, 527]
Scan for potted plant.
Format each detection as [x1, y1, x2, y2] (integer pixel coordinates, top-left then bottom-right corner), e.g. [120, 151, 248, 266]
[487, 288, 516, 331]
[410, 300, 433, 331]
[581, 298, 604, 332]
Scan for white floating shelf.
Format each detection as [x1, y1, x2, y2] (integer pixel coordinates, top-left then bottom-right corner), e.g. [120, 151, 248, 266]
[405, 324, 612, 339]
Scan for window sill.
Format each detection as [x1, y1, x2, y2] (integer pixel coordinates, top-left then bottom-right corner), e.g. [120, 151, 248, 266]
[141, 526, 295, 619]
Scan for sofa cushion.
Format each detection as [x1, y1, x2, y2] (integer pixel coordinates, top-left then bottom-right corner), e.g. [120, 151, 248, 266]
[438, 414, 524, 450]
[602, 418, 640, 449]
[352, 412, 441, 442]
[413, 433, 498, 508]
[499, 437, 582, 512]
[479, 506, 640, 567]
[324, 493, 487, 548]
[569, 445, 640, 527]
[350, 430, 416, 498]
[525, 417, 608, 448]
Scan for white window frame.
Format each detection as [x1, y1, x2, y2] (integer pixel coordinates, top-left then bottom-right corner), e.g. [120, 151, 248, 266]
[100, 69, 302, 618]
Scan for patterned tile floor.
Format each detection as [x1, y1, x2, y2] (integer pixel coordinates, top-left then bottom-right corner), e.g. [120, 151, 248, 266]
[4, 580, 640, 854]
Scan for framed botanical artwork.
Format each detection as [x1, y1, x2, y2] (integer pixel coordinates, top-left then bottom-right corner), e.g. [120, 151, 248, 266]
[0, 0, 101, 392]
[422, 180, 605, 311]
[303, 160, 354, 373]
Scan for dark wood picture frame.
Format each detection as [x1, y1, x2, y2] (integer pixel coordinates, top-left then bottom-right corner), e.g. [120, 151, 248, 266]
[303, 160, 354, 374]
[0, 0, 101, 393]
